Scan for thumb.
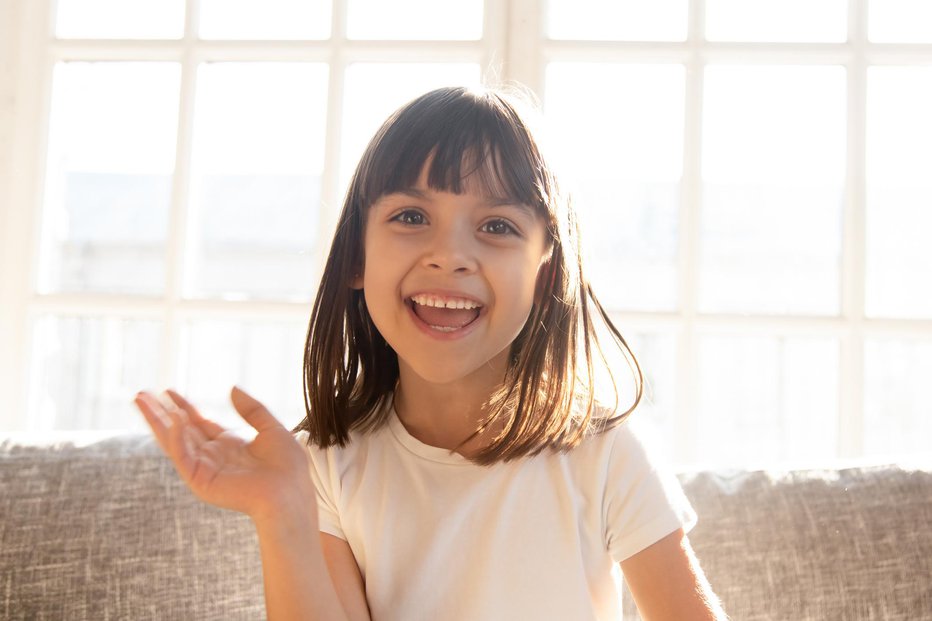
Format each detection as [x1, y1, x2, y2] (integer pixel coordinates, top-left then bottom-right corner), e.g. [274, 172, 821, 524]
[230, 386, 282, 433]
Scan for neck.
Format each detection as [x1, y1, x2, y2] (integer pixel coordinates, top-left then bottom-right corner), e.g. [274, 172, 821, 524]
[393, 354, 509, 458]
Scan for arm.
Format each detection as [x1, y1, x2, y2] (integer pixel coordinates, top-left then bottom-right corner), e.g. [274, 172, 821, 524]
[254, 507, 370, 621]
[134, 387, 368, 621]
[321, 533, 371, 621]
[253, 502, 352, 621]
[620, 528, 727, 621]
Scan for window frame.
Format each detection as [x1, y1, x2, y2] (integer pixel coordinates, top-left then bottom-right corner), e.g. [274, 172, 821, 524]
[2, 0, 930, 466]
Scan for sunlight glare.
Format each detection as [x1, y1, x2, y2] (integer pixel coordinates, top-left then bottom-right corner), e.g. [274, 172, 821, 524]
[192, 63, 328, 175]
[55, 0, 184, 39]
[702, 65, 846, 184]
[706, 0, 846, 42]
[48, 62, 181, 174]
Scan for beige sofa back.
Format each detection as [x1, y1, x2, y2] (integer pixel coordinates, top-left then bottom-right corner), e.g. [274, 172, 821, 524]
[2, 435, 930, 620]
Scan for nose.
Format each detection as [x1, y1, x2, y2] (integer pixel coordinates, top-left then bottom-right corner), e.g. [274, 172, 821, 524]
[422, 222, 478, 274]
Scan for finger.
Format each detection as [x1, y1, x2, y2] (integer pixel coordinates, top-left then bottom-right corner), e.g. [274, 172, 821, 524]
[164, 388, 199, 417]
[138, 391, 197, 481]
[230, 386, 283, 433]
[134, 392, 172, 454]
[158, 393, 209, 447]
[164, 404, 197, 483]
[164, 389, 224, 440]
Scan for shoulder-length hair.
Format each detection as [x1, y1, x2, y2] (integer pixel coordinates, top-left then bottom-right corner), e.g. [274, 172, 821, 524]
[294, 85, 643, 465]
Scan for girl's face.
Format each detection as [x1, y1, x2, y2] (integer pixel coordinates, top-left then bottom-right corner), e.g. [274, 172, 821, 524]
[355, 160, 550, 387]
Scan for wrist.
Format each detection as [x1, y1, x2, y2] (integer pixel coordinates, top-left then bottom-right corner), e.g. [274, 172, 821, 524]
[252, 504, 318, 544]
[249, 481, 318, 531]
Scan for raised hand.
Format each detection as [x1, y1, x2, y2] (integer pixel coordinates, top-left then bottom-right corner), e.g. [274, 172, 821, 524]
[133, 386, 317, 526]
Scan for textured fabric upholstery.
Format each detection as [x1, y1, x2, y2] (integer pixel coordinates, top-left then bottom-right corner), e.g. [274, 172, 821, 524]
[623, 466, 932, 620]
[0, 435, 264, 620]
[2, 435, 930, 620]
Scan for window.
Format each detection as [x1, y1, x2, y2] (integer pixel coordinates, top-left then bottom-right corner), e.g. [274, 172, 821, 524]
[1, 0, 929, 468]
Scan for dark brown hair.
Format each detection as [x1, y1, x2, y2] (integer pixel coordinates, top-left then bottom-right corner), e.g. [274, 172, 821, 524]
[294, 86, 642, 465]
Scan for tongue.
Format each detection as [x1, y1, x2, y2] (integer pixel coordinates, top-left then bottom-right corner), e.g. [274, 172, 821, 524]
[413, 304, 480, 329]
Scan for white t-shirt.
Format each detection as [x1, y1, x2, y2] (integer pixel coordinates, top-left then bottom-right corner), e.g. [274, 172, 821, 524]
[298, 406, 696, 621]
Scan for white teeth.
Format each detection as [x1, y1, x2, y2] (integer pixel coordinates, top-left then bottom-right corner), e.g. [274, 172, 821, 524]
[410, 294, 480, 310]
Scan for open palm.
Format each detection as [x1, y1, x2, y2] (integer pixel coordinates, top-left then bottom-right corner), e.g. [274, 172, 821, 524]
[134, 387, 317, 524]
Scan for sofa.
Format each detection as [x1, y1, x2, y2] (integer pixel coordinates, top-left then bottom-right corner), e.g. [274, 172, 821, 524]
[1, 433, 930, 620]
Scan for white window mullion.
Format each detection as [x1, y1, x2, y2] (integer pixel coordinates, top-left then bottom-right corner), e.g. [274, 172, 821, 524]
[50, 39, 184, 61]
[0, 0, 19, 429]
[0, 0, 33, 431]
[504, 0, 544, 93]
[160, 0, 200, 390]
[481, 0, 509, 84]
[2, 0, 55, 432]
[315, 0, 347, 277]
[838, 0, 868, 459]
[30, 21, 60, 428]
[673, 0, 707, 464]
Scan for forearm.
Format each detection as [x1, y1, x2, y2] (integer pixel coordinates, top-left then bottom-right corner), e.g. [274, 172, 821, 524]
[254, 508, 349, 621]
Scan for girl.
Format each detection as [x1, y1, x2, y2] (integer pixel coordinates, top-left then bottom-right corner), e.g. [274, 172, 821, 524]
[135, 86, 726, 620]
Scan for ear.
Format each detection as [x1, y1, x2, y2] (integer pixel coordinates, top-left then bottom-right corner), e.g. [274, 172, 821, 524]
[350, 269, 364, 290]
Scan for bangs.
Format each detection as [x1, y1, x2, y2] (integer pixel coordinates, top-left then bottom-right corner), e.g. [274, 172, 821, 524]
[354, 88, 552, 216]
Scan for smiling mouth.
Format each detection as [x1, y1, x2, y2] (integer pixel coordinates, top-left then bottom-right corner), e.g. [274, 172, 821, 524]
[407, 295, 483, 331]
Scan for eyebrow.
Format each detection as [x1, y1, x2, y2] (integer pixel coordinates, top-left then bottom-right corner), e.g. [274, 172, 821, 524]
[382, 188, 536, 217]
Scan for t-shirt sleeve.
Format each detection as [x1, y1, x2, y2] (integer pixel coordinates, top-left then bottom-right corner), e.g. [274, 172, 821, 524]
[602, 421, 697, 563]
[294, 431, 346, 540]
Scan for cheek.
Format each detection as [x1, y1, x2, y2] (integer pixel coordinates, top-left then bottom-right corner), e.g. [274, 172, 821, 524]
[359, 248, 401, 322]
[499, 256, 546, 306]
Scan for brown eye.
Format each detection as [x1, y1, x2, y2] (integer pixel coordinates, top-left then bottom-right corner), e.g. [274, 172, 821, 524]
[480, 219, 517, 236]
[391, 209, 426, 226]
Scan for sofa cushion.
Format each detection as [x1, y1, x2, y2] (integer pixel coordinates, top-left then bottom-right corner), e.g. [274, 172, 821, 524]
[623, 465, 932, 620]
[0, 434, 264, 620]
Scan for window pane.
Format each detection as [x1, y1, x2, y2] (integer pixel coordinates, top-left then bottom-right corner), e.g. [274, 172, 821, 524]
[547, 0, 688, 41]
[188, 63, 328, 301]
[55, 0, 185, 39]
[607, 327, 678, 464]
[864, 338, 932, 458]
[588, 319, 677, 463]
[701, 65, 845, 316]
[199, 0, 331, 40]
[546, 63, 685, 312]
[41, 62, 181, 296]
[179, 319, 307, 431]
[868, 0, 932, 43]
[865, 67, 932, 319]
[340, 63, 482, 194]
[29, 315, 160, 431]
[347, 0, 482, 40]
[697, 334, 839, 465]
[706, 0, 847, 42]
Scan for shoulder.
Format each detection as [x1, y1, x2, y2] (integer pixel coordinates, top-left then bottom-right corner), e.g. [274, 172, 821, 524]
[294, 417, 392, 478]
[538, 406, 666, 504]
[567, 403, 658, 471]
[587, 410, 697, 562]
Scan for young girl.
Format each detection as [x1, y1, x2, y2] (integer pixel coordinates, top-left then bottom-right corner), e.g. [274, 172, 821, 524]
[134, 86, 726, 620]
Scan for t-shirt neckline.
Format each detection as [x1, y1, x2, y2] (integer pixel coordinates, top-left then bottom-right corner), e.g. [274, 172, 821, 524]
[387, 407, 474, 466]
